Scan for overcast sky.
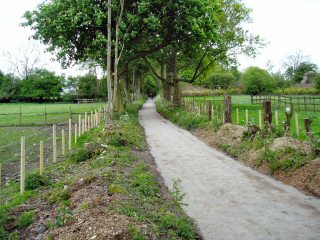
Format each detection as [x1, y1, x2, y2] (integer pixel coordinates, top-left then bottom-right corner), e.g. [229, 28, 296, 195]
[0, 0, 319, 76]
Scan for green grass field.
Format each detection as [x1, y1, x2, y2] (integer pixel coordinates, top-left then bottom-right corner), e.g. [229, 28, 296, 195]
[184, 95, 320, 141]
[0, 102, 107, 126]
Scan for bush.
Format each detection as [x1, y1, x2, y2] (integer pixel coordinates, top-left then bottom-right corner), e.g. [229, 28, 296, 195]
[201, 73, 236, 89]
[25, 173, 50, 190]
[274, 86, 318, 95]
[241, 67, 276, 95]
[314, 74, 320, 93]
[18, 211, 35, 228]
[69, 148, 94, 163]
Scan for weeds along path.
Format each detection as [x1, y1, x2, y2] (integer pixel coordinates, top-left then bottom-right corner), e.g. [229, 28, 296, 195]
[139, 99, 320, 240]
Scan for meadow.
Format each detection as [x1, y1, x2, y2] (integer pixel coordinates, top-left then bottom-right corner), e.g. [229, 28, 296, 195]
[0, 102, 107, 126]
[184, 95, 320, 141]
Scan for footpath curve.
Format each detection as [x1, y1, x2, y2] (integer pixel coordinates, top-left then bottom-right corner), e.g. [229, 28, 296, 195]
[139, 99, 320, 240]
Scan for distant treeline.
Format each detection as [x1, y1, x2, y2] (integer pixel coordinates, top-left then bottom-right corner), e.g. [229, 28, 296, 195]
[0, 69, 108, 103]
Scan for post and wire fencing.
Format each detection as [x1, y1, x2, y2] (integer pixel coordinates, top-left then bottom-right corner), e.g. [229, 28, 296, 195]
[181, 96, 317, 141]
[0, 107, 106, 197]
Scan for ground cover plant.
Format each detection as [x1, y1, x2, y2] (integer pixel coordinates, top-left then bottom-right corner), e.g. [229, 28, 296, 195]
[156, 97, 320, 197]
[0, 99, 200, 239]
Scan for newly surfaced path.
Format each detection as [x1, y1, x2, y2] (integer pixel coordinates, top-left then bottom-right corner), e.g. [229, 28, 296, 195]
[139, 99, 320, 240]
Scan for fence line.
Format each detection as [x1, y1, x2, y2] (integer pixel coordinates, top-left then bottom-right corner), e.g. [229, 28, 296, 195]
[0, 108, 105, 198]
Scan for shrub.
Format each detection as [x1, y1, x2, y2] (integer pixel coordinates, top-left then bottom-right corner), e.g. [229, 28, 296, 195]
[69, 148, 94, 163]
[48, 189, 71, 204]
[25, 173, 50, 190]
[241, 67, 276, 95]
[200, 73, 236, 89]
[18, 211, 35, 228]
[314, 74, 320, 93]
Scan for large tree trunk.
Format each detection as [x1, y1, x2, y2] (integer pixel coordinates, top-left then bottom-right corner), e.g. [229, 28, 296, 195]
[113, 0, 124, 112]
[170, 50, 181, 106]
[106, 0, 113, 128]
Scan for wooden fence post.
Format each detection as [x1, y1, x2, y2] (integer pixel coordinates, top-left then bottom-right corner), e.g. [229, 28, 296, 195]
[246, 109, 249, 125]
[208, 102, 212, 121]
[78, 115, 81, 137]
[69, 106, 72, 121]
[68, 119, 72, 150]
[275, 111, 279, 126]
[82, 118, 85, 134]
[225, 96, 232, 123]
[85, 112, 88, 132]
[212, 105, 214, 121]
[53, 125, 57, 163]
[91, 111, 93, 128]
[62, 129, 65, 156]
[236, 108, 239, 124]
[20, 136, 26, 194]
[295, 114, 300, 138]
[304, 118, 312, 138]
[263, 100, 272, 131]
[75, 123, 78, 144]
[259, 110, 262, 129]
[40, 141, 44, 175]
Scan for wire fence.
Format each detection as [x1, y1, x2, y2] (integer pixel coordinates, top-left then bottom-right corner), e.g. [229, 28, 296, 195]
[0, 107, 106, 202]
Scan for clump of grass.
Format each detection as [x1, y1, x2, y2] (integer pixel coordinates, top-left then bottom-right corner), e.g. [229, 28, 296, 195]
[47, 206, 74, 229]
[257, 147, 312, 174]
[128, 225, 147, 240]
[156, 99, 208, 130]
[69, 148, 94, 163]
[18, 211, 35, 228]
[132, 163, 159, 197]
[25, 173, 50, 190]
[47, 189, 71, 204]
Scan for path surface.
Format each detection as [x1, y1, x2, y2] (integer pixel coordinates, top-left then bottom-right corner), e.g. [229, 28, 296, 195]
[139, 99, 320, 240]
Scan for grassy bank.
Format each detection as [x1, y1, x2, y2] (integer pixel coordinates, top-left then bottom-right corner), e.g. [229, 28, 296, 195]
[0, 99, 199, 239]
[156, 97, 320, 197]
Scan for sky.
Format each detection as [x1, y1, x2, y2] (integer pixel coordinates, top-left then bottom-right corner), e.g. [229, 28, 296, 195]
[0, 0, 319, 76]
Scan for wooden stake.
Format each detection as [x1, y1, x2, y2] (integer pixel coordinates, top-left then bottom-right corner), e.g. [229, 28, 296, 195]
[78, 115, 81, 136]
[82, 118, 85, 134]
[295, 113, 300, 138]
[246, 109, 249, 125]
[20, 136, 26, 194]
[75, 123, 78, 144]
[85, 112, 88, 131]
[236, 108, 239, 124]
[275, 111, 279, 126]
[224, 96, 232, 124]
[40, 141, 44, 175]
[91, 111, 93, 128]
[259, 110, 262, 129]
[62, 129, 65, 156]
[68, 119, 72, 150]
[53, 125, 57, 163]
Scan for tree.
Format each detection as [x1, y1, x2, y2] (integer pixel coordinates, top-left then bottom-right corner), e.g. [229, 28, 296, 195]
[19, 69, 65, 101]
[282, 50, 310, 81]
[78, 74, 99, 98]
[201, 73, 236, 89]
[241, 67, 276, 95]
[292, 62, 318, 83]
[0, 70, 19, 102]
[3, 41, 44, 80]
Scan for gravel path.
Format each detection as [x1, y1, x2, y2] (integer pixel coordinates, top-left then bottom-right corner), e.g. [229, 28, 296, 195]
[139, 99, 320, 240]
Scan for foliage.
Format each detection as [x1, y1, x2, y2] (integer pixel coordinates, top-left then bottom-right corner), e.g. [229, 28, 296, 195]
[0, 71, 19, 102]
[48, 206, 74, 229]
[18, 211, 35, 228]
[78, 74, 99, 98]
[25, 173, 50, 190]
[69, 148, 95, 163]
[314, 74, 320, 93]
[257, 147, 312, 174]
[274, 86, 318, 95]
[200, 72, 236, 89]
[289, 62, 318, 83]
[141, 75, 159, 97]
[19, 69, 65, 100]
[132, 163, 159, 197]
[241, 67, 276, 95]
[47, 189, 71, 204]
[156, 98, 209, 130]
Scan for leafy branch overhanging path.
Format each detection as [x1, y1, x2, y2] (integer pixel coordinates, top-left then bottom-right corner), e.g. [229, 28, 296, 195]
[139, 99, 320, 240]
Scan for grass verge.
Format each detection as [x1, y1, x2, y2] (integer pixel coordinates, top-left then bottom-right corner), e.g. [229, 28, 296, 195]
[0, 98, 200, 239]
